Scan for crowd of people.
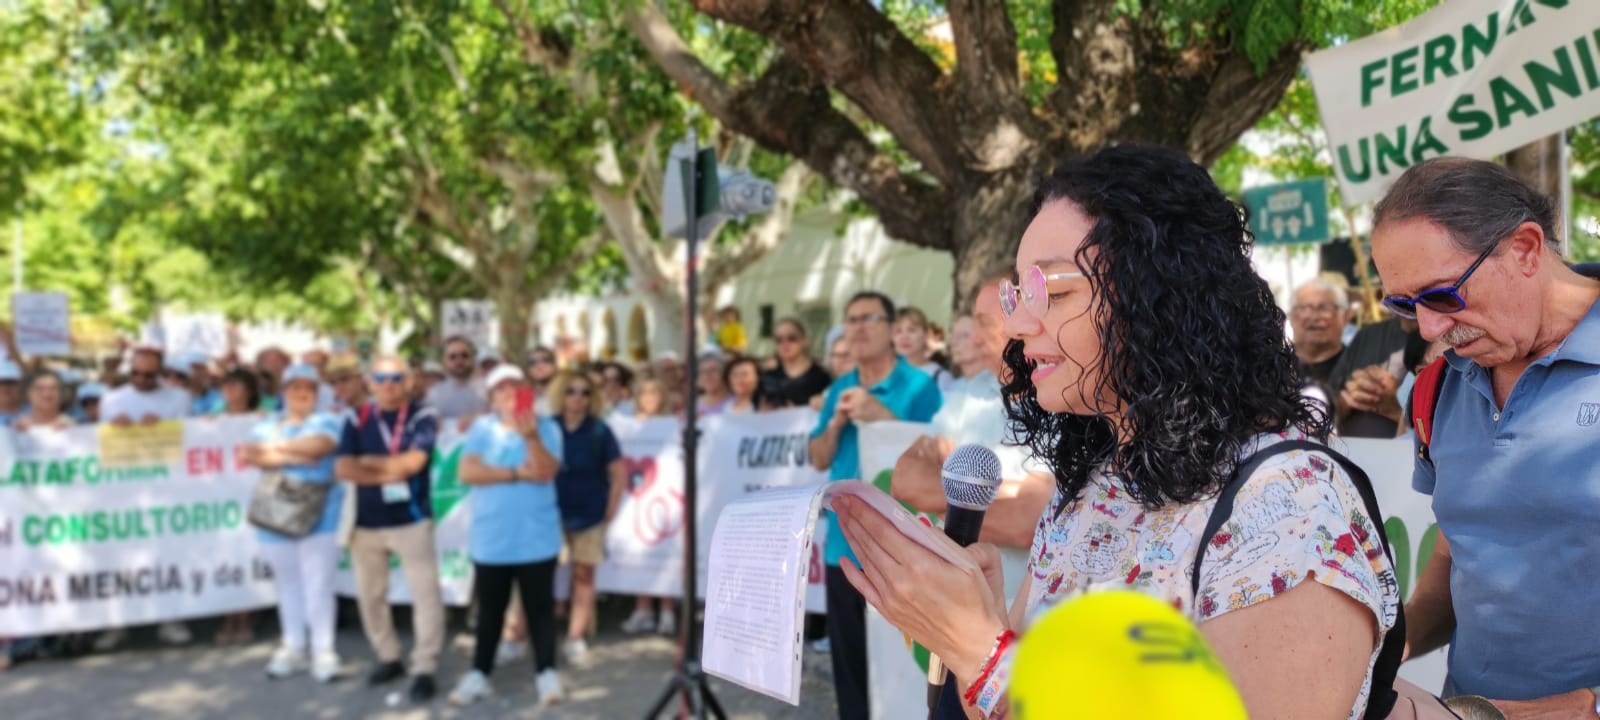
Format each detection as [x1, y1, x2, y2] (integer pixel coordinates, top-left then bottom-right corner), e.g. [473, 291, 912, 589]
[4, 147, 1597, 718]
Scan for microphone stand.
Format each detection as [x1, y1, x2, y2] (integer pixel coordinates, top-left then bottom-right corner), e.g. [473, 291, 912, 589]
[645, 128, 726, 720]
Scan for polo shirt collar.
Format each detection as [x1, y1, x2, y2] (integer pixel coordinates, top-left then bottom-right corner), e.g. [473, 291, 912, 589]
[849, 356, 912, 395]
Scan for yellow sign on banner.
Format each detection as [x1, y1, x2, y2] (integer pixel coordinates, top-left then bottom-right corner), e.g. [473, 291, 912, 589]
[97, 420, 185, 469]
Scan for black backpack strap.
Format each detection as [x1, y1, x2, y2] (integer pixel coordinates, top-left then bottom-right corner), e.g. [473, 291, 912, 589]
[1190, 439, 1404, 720]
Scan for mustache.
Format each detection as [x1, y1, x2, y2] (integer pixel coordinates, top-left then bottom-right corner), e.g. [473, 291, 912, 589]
[1441, 324, 1486, 347]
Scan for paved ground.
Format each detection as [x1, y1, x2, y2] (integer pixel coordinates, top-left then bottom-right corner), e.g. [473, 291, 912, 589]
[1, 603, 838, 720]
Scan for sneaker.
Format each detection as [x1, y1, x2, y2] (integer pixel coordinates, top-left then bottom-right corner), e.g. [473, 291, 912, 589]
[266, 647, 307, 678]
[494, 640, 526, 667]
[366, 660, 405, 687]
[809, 637, 831, 654]
[656, 610, 676, 637]
[448, 669, 492, 705]
[157, 621, 192, 645]
[620, 608, 655, 634]
[562, 638, 589, 667]
[310, 651, 341, 683]
[535, 668, 564, 706]
[92, 628, 128, 653]
[409, 673, 436, 703]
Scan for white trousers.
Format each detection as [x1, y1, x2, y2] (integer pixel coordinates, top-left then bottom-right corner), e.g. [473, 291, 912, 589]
[260, 533, 340, 654]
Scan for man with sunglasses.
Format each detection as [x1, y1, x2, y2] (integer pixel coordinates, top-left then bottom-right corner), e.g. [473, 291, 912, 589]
[808, 290, 943, 720]
[96, 345, 195, 649]
[102, 346, 191, 428]
[424, 335, 488, 422]
[334, 357, 445, 704]
[1371, 157, 1600, 717]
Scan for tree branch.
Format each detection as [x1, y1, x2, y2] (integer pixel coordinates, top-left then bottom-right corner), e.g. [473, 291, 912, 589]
[529, 232, 607, 299]
[1183, 45, 1304, 165]
[625, 3, 953, 251]
[690, 0, 960, 183]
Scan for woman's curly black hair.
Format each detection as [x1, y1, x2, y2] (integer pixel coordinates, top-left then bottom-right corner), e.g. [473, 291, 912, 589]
[1001, 145, 1329, 510]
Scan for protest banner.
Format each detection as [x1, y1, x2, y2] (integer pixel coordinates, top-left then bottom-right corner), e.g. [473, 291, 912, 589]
[693, 408, 830, 613]
[161, 313, 230, 358]
[441, 300, 497, 352]
[12, 291, 70, 357]
[597, 415, 687, 598]
[0, 417, 274, 635]
[1306, 0, 1600, 204]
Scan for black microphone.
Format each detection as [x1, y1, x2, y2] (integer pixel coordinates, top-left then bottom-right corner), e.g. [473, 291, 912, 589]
[927, 444, 1002, 718]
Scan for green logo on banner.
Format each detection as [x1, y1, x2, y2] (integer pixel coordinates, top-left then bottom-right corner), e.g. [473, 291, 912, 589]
[430, 446, 467, 519]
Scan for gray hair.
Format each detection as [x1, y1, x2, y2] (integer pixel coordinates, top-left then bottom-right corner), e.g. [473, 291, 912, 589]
[1372, 157, 1559, 254]
[1293, 277, 1349, 311]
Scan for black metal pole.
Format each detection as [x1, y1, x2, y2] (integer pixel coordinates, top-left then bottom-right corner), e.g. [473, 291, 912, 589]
[646, 129, 725, 720]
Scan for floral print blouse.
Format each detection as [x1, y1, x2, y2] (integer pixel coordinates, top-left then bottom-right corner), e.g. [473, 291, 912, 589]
[1012, 429, 1399, 720]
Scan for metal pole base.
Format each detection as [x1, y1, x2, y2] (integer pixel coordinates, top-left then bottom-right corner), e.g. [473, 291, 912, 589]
[644, 659, 727, 720]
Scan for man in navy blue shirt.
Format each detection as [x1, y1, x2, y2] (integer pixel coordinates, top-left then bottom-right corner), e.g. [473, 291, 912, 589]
[1372, 158, 1600, 716]
[335, 356, 443, 703]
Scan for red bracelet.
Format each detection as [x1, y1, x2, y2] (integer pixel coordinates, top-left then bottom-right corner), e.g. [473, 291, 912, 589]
[962, 629, 1017, 707]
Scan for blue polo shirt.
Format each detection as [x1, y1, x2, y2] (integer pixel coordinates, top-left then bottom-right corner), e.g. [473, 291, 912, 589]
[250, 412, 344, 543]
[812, 356, 943, 567]
[1414, 264, 1600, 700]
[461, 415, 564, 564]
[337, 402, 439, 529]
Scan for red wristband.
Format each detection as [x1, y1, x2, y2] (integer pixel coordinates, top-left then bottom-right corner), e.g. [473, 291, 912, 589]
[962, 629, 1017, 707]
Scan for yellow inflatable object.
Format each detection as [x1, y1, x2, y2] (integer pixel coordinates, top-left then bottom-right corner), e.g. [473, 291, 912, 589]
[1010, 589, 1249, 719]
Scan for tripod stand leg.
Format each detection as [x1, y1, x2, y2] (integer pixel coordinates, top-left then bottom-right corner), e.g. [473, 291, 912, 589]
[644, 673, 689, 719]
[697, 671, 728, 720]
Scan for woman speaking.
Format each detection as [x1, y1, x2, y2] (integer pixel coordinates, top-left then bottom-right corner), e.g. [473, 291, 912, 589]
[832, 145, 1400, 719]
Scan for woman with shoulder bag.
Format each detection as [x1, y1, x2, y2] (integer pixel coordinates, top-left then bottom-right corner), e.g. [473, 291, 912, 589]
[831, 146, 1451, 720]
[241, 363, 345, 683]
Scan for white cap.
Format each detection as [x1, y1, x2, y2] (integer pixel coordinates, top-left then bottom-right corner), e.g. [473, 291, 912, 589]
[484, 364, 524, 390]
[422, 361, 444, 375]
[0, 360, 21, 382]
[477, 348, 501, 363]
[77, 382, 106, 400]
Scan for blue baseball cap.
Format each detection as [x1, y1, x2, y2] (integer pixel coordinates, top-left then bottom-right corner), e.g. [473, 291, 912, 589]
[78, 382, 106, 401]
[281, 363, 321, 387]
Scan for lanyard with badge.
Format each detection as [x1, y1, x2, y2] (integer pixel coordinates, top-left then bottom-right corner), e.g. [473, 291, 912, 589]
[374, 404, 413, 504]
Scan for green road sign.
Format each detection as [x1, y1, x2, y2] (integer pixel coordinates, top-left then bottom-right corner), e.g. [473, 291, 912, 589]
[1242, 178, 1330, 246]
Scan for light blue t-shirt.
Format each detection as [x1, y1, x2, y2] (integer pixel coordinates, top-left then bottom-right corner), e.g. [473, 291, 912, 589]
[461, 414, 565, 565]
[811, 356, 943, 567]
[1413, 265, 1600, 700]
[250, 412, 344, 543]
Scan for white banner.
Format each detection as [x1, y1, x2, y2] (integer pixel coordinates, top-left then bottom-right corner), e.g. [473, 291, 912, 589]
[442, 299, 497, 353]
[1307, 0, 1600, 204]
[694, 408, 830, 614]
[161, 313, 230, 359]
[13, 291, 70, 357]
[597, 416, 687, 597]
[0, 418, 274, 635]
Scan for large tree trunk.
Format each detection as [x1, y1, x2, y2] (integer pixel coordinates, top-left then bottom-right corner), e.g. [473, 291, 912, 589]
[626, 2, 1303, 313]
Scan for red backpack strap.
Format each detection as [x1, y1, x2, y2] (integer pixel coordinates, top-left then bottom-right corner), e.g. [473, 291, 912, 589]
[1410, 357, 1448, 464]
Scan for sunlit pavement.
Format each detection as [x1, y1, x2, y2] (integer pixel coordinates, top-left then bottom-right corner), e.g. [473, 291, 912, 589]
[1, 608, 838, 720]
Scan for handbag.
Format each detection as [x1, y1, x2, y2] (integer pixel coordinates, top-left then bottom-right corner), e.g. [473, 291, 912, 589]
[248, 469, 332, 538]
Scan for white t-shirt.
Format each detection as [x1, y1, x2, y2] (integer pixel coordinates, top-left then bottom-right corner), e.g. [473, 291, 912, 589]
[102, 385, 191, 422]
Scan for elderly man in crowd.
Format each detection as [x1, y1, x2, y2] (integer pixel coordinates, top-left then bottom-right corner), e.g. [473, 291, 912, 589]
[1288, 277, 1352, 401]
[1371, 157, 1600, 717]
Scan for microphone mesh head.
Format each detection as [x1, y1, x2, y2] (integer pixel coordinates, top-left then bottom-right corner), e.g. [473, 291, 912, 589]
[941, 444, 1003, 511]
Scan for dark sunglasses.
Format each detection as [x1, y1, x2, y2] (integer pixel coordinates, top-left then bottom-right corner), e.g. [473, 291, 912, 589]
[530, 356, 555, 366]
[566, 386, 592, 397]
[774, 334, 803, 343]
[129, 370, 158, 380]
[1381, 243, 1497, 320]
[446, 352, 471, 361]
[370, 372, 406, 384]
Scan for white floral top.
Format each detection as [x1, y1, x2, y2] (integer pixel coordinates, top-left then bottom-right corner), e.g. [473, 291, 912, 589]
[1013, 429, 1399, 720]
